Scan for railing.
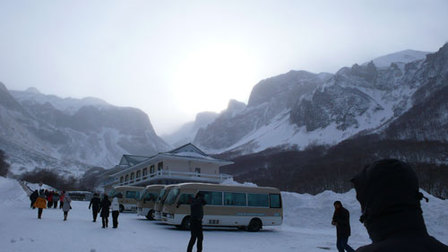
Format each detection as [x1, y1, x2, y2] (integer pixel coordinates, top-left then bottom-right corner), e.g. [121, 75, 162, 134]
[116, 170, 233, 186]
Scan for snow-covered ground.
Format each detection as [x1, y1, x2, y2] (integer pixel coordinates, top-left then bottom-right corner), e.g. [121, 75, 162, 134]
[1, 177, 447, 252]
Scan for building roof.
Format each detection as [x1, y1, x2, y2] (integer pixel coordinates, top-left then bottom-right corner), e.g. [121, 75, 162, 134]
[111, 143, 233, 177]
[119, 155, 150, 167]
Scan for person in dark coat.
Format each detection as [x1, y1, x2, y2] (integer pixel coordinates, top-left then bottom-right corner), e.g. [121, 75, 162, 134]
[88, 193, 101, 222]
[53, 191, 59, 208]
[187, 192, 206, 252]
[47, 191, 54, 208]
[99, 194, 111, 228]
[351, 159, 448, 252]
[332, 201, 355, 252]
[30, 190, 38, 209]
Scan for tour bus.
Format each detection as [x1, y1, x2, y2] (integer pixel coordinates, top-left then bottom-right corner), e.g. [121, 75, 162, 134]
[161, 183, 283, 232]
[154, 184, 178, 220]
[137, 184, 164, 220]
[108, 186, 144, 212]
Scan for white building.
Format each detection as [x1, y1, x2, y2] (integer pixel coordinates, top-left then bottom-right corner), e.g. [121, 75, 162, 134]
[103, 143, 233, 191]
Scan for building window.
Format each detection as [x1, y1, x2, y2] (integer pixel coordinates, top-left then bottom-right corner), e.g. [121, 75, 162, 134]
[157, 162, 163, 171]
[143, 168, 147, 177]
[150, 165, 155, 174]
[120, 176, 123, 183]
[195, 168, 201, 177]
[136, 170, 141, 178]
[125, 175, 129, 182]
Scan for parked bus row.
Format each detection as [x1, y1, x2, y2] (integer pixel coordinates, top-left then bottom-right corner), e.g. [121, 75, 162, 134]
[107, 183, 283, 232]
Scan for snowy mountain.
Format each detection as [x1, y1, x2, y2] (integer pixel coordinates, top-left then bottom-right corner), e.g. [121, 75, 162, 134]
[189, 45, 446, 156]
[364, 49, 430, 68]
[0, 84, 170, 176]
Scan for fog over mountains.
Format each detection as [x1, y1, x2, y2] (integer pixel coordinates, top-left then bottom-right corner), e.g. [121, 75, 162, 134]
[1, 43, 448, 181]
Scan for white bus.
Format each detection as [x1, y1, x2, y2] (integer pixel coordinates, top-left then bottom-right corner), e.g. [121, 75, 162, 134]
[161, 183, 283, 232]
[137, 184, 164, 220]
[108, 186, 144, 212]
[153, 184, 178, 220]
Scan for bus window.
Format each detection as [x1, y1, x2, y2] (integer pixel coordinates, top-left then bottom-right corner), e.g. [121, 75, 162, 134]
[201, 191, 222, 205]
[126, 191, 138, 199]
[269, 194, 282, 208]
[248, 194, 269, 207]
[224, 192, 246, 206]
[178, 194, 193, 205]
[114, 192, 123, 199]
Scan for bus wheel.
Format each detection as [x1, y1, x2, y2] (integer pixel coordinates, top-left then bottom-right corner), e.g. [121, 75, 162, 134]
[146, 210, 155, 220]
[180, 216, 191, 230]
[247, 218, 262, 232]
[119, 205, 124, 213]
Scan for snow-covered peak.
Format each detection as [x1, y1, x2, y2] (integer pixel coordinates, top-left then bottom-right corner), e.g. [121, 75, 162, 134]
[365, 49, 430, 68]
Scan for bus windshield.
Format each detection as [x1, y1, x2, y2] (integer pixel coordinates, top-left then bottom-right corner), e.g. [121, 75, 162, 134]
[165, 188, 180, 205]
[157, 189, 166, 202]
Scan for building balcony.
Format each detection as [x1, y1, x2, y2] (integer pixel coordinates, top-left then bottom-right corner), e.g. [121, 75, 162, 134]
[106, 170, 233, 187]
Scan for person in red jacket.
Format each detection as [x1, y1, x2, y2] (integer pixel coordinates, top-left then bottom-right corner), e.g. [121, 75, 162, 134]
[59, 191, 65, 209]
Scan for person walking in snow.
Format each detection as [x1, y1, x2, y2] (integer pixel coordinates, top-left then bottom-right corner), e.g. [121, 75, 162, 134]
[99, 194, 111, 228]
[111, 196, 120, 228]
[187, 192, 206, 252]
[30, 190, 38, 209]
[88, 193, 101, 222]
[33, 189, 47, 219]
[351, 159, 448, 252]
[53, 191, 59, 208]
[47, 191, 53, 208]
[59, 191, 65, 209]
[62, 194, 72, 221]
[332, 201, 355, 252]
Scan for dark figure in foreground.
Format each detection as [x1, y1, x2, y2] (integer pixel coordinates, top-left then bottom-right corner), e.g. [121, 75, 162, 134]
[187, 192, 206, 252]
[111, 197, 120, 228]
[99, 195, 111, 228]
[332, 201, 355, 252]
[352, 159, 448, 252]
[30, 190, 38, 209]
[89, 193, 101, 222]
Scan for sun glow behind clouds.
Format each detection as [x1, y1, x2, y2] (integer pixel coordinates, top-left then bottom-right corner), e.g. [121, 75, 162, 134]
[172, 43, 258, 115]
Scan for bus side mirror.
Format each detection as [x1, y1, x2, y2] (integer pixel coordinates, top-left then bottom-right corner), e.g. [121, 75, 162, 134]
[176, 202, 181, 208]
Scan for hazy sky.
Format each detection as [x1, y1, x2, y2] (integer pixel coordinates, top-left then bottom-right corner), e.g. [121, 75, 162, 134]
[1, 0, 447, 135]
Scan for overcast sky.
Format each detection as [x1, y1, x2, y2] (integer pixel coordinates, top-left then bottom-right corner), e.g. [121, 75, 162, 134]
[1, 0, 447, 135]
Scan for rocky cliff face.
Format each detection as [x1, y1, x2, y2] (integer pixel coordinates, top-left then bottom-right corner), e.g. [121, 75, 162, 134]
[191, 44, 443, 155]
[0, 86, 169, 176]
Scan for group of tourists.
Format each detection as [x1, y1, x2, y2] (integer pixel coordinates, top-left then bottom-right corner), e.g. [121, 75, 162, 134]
[88, 193, 120, 229]
[30, 186, 71, 220]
